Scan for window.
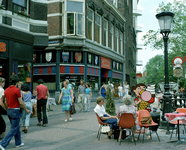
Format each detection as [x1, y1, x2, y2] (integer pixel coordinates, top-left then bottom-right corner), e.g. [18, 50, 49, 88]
[103, 19, 108, 47]
[110, 24, 114, 50]
[66, 1, 83, 35]
[95, 13, 101, 44]
[113, 0, 118, 8]
[120, 32, 123, 54]
[13, 0, 29, 15]
[87, 8, 94, 41]
[115, 28, 119, 52]
[87, 76, 99, 90]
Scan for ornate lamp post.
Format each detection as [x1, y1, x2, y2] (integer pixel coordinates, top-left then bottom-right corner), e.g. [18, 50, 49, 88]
[156, 11, 174, 134]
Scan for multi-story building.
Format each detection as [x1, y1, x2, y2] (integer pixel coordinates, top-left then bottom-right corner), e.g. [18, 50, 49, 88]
[0, 0, 48, 89]
[33, 0, 136, 98]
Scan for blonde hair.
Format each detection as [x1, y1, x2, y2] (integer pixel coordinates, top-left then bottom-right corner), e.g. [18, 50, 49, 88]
[0, 77, 5, 83]
[64, 80, 69, 85]
[123, 95, 132, 105]
[96, 96, 104, 104]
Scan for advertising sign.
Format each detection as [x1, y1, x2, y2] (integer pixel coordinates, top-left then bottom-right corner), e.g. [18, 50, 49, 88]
[101, 57, 111, 69]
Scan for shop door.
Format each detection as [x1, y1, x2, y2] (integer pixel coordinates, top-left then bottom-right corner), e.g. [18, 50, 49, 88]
[113, 83, 120, 98]
[0, 58, 8, 88]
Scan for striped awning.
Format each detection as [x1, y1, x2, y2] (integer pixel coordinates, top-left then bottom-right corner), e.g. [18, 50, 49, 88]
[33, 66, 56, 75]
[101, 70, 111, 78]
[60, 66, 84, 74]
[87, 67, 100, 76]
[112, 72, 122, 79]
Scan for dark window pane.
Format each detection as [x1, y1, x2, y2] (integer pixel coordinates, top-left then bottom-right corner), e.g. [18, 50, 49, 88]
[67, 13, 74, 34]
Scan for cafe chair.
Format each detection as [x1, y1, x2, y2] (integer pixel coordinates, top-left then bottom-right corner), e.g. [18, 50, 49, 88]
[118, 113, 136, 145]
[137, 110, 160, 143]
[95, 113, 110, 141]
[170, 108, 186, 140]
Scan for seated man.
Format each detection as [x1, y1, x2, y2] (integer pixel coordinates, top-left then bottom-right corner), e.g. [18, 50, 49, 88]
[94, 96, 118, 139]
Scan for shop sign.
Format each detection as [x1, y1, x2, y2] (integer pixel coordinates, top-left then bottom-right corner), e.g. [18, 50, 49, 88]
[88, 54, 91, 63]
[26, 77, 31, 83]
[95, 56, 98, 65]
[89, 76, 96, 82]
[75, 52, 82, 62]
[65, 75, 78, 81]
[101, 57, 111, 69]
[46, 52, 52, 62]
[62, 52, 69, 62]
[0, 42, 6, 52]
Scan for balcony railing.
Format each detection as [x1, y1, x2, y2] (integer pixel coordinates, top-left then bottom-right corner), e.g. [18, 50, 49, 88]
[133, 9, 142, 16]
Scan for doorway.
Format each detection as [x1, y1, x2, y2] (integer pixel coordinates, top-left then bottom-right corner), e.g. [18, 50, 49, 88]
[0, 58, 8, 88]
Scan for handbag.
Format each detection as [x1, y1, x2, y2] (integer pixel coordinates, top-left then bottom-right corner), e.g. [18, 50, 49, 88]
[70, 103, 76, 115]
[140, 117, 152, 124]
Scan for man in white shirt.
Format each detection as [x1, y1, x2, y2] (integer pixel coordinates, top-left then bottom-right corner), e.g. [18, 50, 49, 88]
[94, 96, 118, 138]
[118, 83, 123, 103]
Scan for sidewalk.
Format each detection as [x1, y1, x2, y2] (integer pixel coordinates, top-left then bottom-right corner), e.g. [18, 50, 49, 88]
[1, 100, 186, 150]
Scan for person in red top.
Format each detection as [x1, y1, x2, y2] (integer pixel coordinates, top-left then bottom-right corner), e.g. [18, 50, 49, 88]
[35, 79, 49, 127]
[0, 75, 30, 150]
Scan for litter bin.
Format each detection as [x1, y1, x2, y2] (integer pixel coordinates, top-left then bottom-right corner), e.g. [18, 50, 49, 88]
[149, 113, 160, 131]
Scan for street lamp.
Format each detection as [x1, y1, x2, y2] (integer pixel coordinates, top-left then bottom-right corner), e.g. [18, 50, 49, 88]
[156, 11, 174, 134]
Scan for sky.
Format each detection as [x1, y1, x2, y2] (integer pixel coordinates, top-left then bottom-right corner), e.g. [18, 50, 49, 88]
[136, 0, 174, 73]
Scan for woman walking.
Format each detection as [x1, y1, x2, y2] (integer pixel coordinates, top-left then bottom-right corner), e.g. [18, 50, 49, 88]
[21, 83, 33, 133]
[84, 83, 92, 112]
[58, 81, 74, 122]
[98, 82, 106, 99]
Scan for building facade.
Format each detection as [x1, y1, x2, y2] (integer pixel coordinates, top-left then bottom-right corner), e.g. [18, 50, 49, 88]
[0, 0, 48, 89]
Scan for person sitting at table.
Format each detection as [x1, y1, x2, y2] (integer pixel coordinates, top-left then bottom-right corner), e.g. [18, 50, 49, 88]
[117, 95, 137, 141]
[94, 96, 118, 139]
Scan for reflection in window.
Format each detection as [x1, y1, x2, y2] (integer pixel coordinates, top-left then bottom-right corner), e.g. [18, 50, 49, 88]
[77, 14, 83, 35]
[67, 13, 75, 34]
[103, 19, 108, 47]
[87, 8, 94, 40]
[95, 14, 101, 44]
[87, 76, 99, 90]
[115, 28, 119, 52]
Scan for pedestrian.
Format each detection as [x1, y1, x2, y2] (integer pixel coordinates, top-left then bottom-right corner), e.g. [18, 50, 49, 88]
[35, 79, 49, 127]
[0, 77, 7, 140]
[58, 80, 74, 122]
[84, 83, 92, 112]
[118, 83, 123, 103]
[16, 81, 23, 90]
[21, 83, 33, 133]
[124, 81, 130, 95]
[77, 80, 85, 112]
[98, 82, 106, 99]
[0, 75, 30, 150]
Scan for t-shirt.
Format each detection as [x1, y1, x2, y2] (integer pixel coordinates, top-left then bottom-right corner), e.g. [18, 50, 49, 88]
[85, 88, 92, 94]
[35, 84, 48, 100]
[94, 104, 107, 117]
[4, 86, 21, 108]
[0, 86, 4, 98]
[118, 86, 123, 92]
[21, 91, 33, 102]
[78, 85, 85, 94]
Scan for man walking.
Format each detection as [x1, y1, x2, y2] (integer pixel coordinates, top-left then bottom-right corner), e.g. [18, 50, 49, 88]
[0, 75, 30, 150]
[77, 80, 85, 112]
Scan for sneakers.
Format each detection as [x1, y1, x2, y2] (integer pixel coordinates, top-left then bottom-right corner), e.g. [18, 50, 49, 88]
[65, 119, 67, 122]
[69, 118, 72, 121]
[15, 143, 24, 148]
[0, 145, 5, 150]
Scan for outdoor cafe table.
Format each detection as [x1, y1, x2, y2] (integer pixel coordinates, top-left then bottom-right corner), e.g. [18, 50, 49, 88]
[164, 113, 186, 145]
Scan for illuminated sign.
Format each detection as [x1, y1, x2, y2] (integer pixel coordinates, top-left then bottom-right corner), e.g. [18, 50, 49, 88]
[0, 42, 6, 52]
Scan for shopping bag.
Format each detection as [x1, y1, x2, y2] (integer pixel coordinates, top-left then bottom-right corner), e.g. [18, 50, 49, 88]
[70, 104, 76, 115]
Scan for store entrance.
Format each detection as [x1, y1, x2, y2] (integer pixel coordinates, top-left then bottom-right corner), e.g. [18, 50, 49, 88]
[0, 58, 8, 88]
[101, 68, 111, 85]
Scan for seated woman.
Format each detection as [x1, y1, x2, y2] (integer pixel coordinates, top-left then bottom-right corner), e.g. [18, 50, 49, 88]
[94, 96, 118, 139]
[118, 95, 137, 141]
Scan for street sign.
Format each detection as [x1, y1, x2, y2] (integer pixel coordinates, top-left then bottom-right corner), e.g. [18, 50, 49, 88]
[173, 68, 183, 77]
[172, 56, 184, 66]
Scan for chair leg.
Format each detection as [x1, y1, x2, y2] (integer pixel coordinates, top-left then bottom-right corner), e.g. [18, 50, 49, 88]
[142, 127, 145, 143]
[138, 127, 142, 140]
[170, 125, 174, 140]
[155, 131, 160, 142]
[131, 128, 136, 145]
[119, 129, 123, 146]
[97, 125, 101, 138]
[98, 126, 102, 141]
[150, 130, 152, 140]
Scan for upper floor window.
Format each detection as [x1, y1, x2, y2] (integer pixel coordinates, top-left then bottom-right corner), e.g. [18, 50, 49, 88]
[13, 0, 29, 16]
[103, 19, 108, 47]
[87, 8, 94, 41]
[66, 1, 83, 35]
[110, 24, 114, 50]
[113, 0, 118, 8]
[120, 32, 123, 54]
[95, 13, 101, 44]
[115, 28, 119, 52]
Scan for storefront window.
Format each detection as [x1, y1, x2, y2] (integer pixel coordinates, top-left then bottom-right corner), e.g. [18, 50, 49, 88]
[87, 8, 94, 40]
[87, 76, 99, 90]
[112, 78, 121, 84]
[60, 74, 83, 90]
[18, 60, 31, 83]
[73, 51, 83, 63]
[61, 51, 71, 63]
[94, 55, 99, 66]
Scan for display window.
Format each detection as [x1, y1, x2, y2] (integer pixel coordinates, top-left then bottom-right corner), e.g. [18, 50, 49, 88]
[87, 76, 99, 90]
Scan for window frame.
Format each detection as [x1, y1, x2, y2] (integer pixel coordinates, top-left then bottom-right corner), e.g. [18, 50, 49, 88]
[120, 31, 123, 54]
[87, 8, 94, 41]
[95, 13, 102, 44]
[13, 0, 29, 15]
[103, 19, 108, 47]
[115, 28, 119, 52]
[110, 24, 114, 50]
[113, 0, 118, 8]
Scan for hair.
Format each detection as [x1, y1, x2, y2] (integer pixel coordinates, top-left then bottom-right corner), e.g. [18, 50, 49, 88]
[18, 81, 23, 85]
[0, 77, 5, 83]
[132, 83, 147, 91]
[85, 82, 90, 87]
[64, 80, 69, 85]
[37, 79, 44, 84]
[123, 95, 132, 105]
[101, 82, 105, 86]
[9, 75, 19, 85]
[96, 96, 104, 104]
[80, 79, 84, 84]
[21, 83, 30, 91]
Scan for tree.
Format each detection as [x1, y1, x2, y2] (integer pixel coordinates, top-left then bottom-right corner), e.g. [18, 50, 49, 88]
[105, 85, 116, 116]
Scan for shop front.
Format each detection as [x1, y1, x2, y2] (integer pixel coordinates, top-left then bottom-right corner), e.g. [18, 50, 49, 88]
[101, 56, 111, 84]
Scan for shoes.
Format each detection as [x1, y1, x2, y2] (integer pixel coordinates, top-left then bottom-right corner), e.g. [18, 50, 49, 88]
[65, 119, 67, 122]
[0, 145, 5, 150]
[78, 109, 82, 112]
[22, 129, 27, 133]
[131, 137, 137, 142]
[37, 123, 41, 126]
[15, 143, 24, 148]
[42, 124, 46, 127]
[69, 118, 72, 121]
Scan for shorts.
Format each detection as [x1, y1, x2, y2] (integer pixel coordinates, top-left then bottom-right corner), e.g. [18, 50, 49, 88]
[118, 92, 122, 97]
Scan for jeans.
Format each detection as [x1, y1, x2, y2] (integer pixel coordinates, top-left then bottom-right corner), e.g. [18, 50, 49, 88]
[102, 114, 118, 129]
[78, 94, 85, 110]
[22, 102, 32, 127]
[84, 94, 91, 111]
[0, 108, 22, 148]
[37, 99, 48, 124]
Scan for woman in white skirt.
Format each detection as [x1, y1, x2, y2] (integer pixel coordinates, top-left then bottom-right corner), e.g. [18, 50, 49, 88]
[84, 83, 92, 112]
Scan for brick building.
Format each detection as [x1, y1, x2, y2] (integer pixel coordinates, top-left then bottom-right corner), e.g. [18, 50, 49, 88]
[0, 0, 48, 89]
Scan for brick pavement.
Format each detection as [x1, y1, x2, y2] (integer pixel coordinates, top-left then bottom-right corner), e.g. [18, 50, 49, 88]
[1, 100, 186, 150]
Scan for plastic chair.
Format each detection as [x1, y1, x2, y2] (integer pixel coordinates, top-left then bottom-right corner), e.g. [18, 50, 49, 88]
[95, 113, 110, 141]
[137, 110, 160, 143]
[170, 108, 186, 140]
[118, 113, 136, 145]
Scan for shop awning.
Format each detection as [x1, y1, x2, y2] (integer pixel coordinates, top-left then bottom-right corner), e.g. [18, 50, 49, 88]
[112, 72, 122, 79]
[87, 67, 100, 76]
[33, 66, 56, 75]
[101, 70, 111, 78]
[60, 66, 84, 74]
